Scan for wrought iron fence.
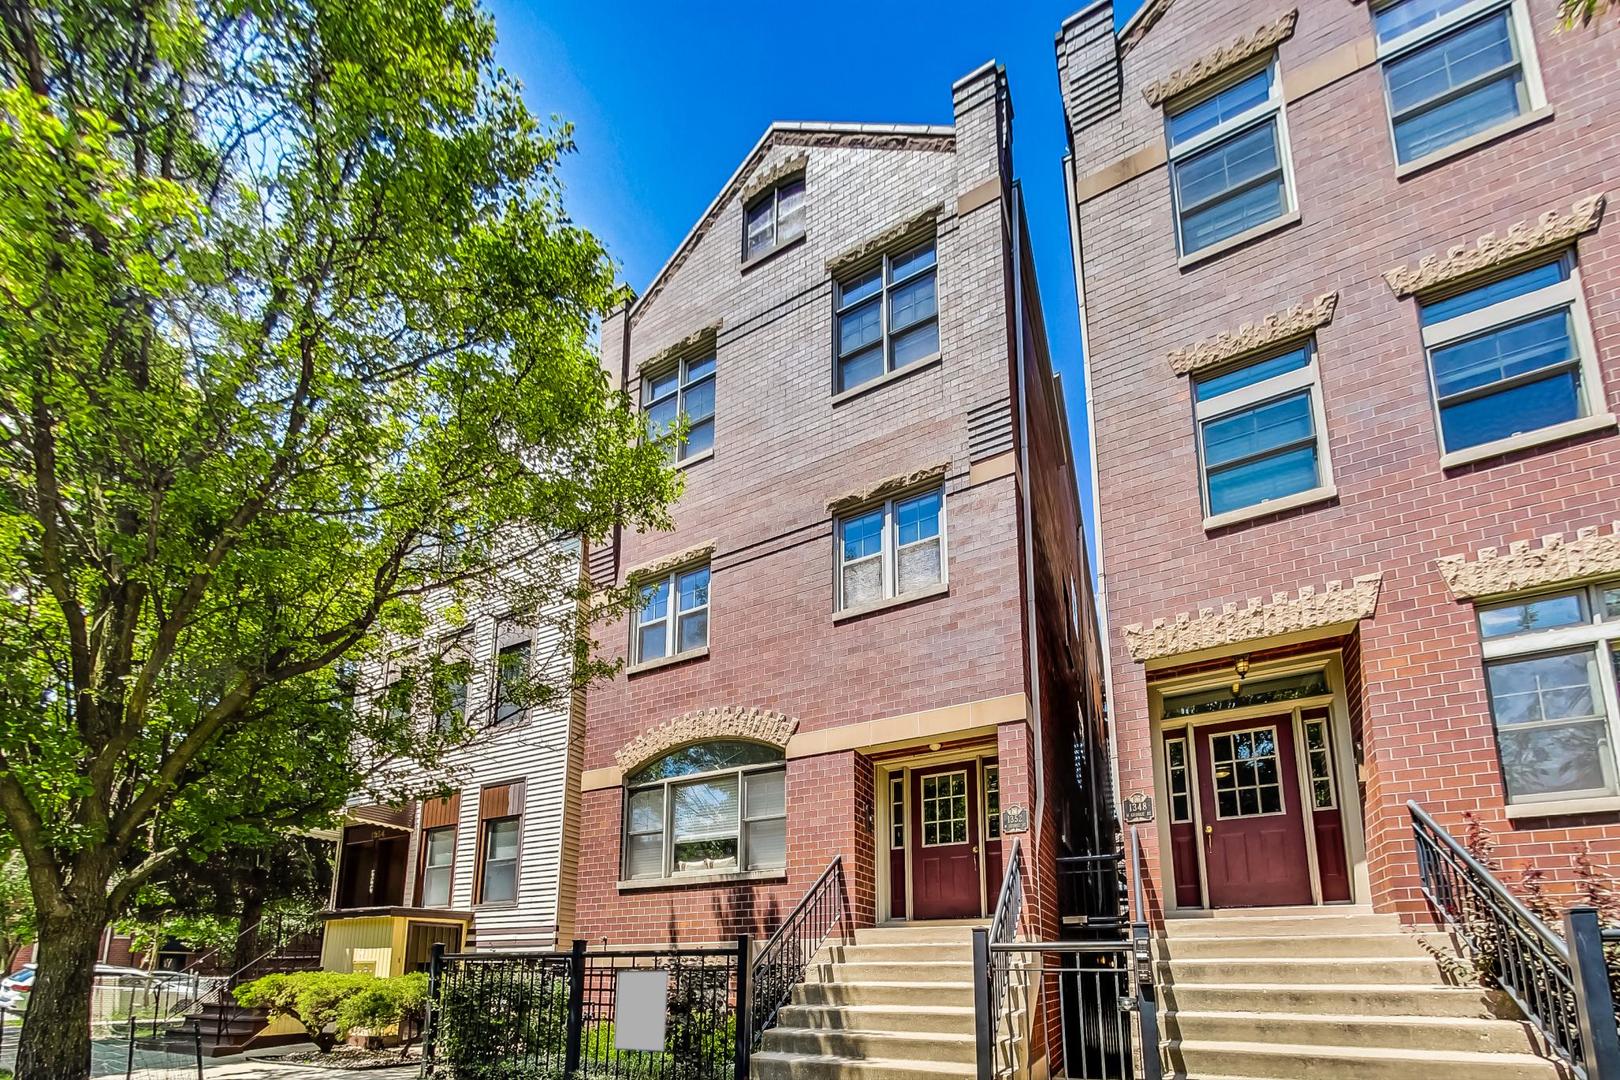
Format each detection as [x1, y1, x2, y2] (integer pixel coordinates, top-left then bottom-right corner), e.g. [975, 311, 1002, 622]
[748, 855, 847, 1049]
[1057, 853, 1126, 931]
[425, 938, 750, 1080]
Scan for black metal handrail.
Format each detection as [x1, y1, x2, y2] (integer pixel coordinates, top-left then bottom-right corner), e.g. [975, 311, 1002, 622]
[1129, 826, 1162, 1080]
[1410, 801, 1620, 1078]
[748, 855, 848, 1049]
[974, 839, 1025, 1080]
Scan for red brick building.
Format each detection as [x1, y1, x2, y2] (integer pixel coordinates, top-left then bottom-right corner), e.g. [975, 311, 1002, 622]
[1058, 0, 1620, 920]
[573, 63, 1112, 947]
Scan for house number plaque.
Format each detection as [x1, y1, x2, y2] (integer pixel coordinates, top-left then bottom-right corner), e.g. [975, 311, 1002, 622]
[1122, 792, 1154, 823]
[1001, 805, 1029, 834]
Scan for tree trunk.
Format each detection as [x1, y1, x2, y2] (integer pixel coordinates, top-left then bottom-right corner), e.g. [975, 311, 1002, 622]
[14, 907, 105, 1080]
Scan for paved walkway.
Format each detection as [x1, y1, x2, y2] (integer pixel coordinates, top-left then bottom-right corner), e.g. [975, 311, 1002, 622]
[135, 1064, 419, 1079]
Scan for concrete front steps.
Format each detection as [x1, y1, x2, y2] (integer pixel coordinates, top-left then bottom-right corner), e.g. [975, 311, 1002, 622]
[752, 923, 984, 1080]
[1156, 909, 1569, 1079]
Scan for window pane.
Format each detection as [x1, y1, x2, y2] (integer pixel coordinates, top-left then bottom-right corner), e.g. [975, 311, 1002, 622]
[1376, 0, 1476, 44]
[683, 418, 714, 458]
[481, 860, 516, 903]
[746, 818, 786, 870]
[673, 777, 739, 840]
[645, 397, 679, 443]
[897, 490, 942, 545]
[685, 355, 717, 381]
[1166, 68, 1272, 147]
[1164, 669, 1329, 718]
[843, 556, 883, 609]
[1394, 72, 1522, 162]
[898, 538, 942, 594]
[1175, 122, 1281, 212]
[1207, 444, 1321, 516]
[425, 828, 456, 867]
[628, 788, 664, 833]
[1605, 588, 1620, 620]
[628, 742, 783, 783]
[1498, 718, 1615, 801]
[421, 866, 451, 907]
[638, 623, 667, 663]
[496, 643, 529, 723]
[746, 770, 785, 818]
[840, 347, 885, 392]
[1386, 13, 1515, 114]
[1202, 392, 1314, 468]
[487, 819, 521, 860]
[682, 375, 715, 422]
[1487, 650, 1602, 725]
[677, 610, 708, 653]
[1181, 173, 1287, 253]
[892, 322, 939, 368]
[674, 838, 738, 871]
[890, 242, 937, 282]
[1431, 310, 1575, 400]
[435, 666, 468, 731]
[746, 198, 774, 257]
[1194, 346, 1310, 401]
[1439, 369, 1581, 451]
[644, 370, 678, 404]
[890, 272, 937, 333]
[1479, 592, 1587, 638]
[638, 578, 670, 623]
[839, 299, 882, 357]
[627, 834, 664, 878]
[840, 266, 882, 307]
[777, 180, 806, 243]
[677, 567, 710, 612]
[842, 510, 884, 562]
[1420, 261, 1567, 325]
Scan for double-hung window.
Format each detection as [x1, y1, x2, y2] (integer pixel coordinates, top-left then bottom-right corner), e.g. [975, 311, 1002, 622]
[837, 487, 945, 611]
[643, 355, 716, 463]
[1417, 255, 1604, 459]
[835, 240, 939, 393]
[494, 640, 530, 725]
[1478, 581, 1620, 808]
[633, 563, 710, 664]
[1165, 62, 1294, 257]
[1372, 0, 1539, 166]
[419, 826, 455, 907]
[622, 741, 787, 879]
[478, 817, 520, 904]
[1192, 342, 1332, 521]
[744, 177, 806, 260]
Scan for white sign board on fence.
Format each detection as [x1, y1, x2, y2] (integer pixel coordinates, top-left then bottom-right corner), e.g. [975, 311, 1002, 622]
[613, 969, 669, 1053]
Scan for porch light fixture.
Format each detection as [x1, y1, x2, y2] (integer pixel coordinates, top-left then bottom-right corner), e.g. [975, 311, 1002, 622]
[1231, 655, 1252, 697]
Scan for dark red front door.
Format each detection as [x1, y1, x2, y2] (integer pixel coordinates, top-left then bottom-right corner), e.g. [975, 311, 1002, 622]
[910, 763, 981, 920]
[1194, 717, 1313, 908]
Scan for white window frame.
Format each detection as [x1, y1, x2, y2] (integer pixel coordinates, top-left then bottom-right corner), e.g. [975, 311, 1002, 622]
[889, 775, 905, 849]
[1165, 737, 1192, 824]
[493, 639, 530, 725]
[919, 770, 970, 848]
[744, 176, 806, 260]
[984, 764, 1002, 841]
[1371, 0, 1546, 169]
[1303, 716, 1338, 810]
[642, 354, 716, 464]
[834, 486, 948, 613]
[1192, 342, 1334, 526]
[1164, 59, 1298, 259]
[833, 239, 940, 394]
[477, 816, 521, 905]
[1478, 580, 1620, 812]
[1418, 255, 1608, 466]
[632, 563, 710, 665]
[1208, 724, 1288, 821]
[419, 825, 456, 908]
[621, 759, 786, 881]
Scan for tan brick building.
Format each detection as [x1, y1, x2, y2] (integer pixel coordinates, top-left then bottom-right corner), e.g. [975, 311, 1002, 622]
[1058, 0, 1620, 920]
[572, 63, 1112, 950]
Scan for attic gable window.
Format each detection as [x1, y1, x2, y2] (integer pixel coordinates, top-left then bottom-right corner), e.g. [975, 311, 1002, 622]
[744, 177, 806, 261]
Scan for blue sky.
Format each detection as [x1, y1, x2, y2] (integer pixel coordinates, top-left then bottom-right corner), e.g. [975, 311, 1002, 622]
[487, 0, 1147, 563]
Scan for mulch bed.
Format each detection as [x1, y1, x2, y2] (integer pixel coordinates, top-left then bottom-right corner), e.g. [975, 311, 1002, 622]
[269, 1046, 422, 1070]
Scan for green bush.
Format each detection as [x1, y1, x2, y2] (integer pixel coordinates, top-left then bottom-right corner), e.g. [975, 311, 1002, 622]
[235, 971, 427, 1053]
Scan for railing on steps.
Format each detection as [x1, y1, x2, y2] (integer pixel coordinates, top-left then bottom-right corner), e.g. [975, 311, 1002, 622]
[160, 911, 324, 1046]
[1410, 800, 1620, 1079]
[748, 854, 848, 1050]
[975, 839, 1026, 1080]
[1127, 826, 1162, 1080]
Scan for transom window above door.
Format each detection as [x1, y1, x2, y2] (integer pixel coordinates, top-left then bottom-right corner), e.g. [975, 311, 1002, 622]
[835, 240, 938, 394]
[1209, 726, 1284, 818]
[1192, 342, 1333, 524]
[1164, 62, 1295, 258]
[836, 487, 945, 612]
[622, 741, 786, 880]
[643, 354, 715, 464]
[1372, 0, 1541, 166]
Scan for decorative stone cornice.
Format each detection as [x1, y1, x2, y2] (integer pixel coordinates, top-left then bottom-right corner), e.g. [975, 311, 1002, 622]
[827, 462, 950, 514]
[1384, 194, 1608, 297]
[637, 320, 722, 375]
[1143, 10, 1298, 107]
[741, 153, 808, 205]
[826, 205, 944, 275]
[1124, 573, 1383, 663]
[625, 540, 716, 584]
[1437, 524, 1620, 601]
[1168, 293, 1338, 377]
[615, 707, 800, 772]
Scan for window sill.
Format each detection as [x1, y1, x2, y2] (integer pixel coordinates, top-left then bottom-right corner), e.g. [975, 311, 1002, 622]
[617, 868, 787, 892]
[740, 231, 806, 273]
[675, 447, 714, 471]
[1439, 413, 1616, 469]
[625, 646, 709, 677]
[473, 901, 519, 912]
[1394, 106, 1555, 180]
[831, 353, 942, 407]
[832, 582, 949, 624]
[1202, 484, 1338, 532]
[1505, 794, 1620, 821]
[1177, 209, 1302, 271]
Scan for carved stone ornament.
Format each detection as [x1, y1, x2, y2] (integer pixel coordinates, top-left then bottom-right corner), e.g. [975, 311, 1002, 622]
[740, 152, 808, 205]
[1437, 523, 1620, 601]
[1384, 194, 1608, 297]
[827, 462, 950, 514]
[1168, 293, 1338, 377]
[1124, 573, 1383, 663]
[637, 320, 722, 375]
[614, 707, 800, 772]
[625, 540, 717, 584]
[1142, 10, 1299, 107]
[826, 205, 944, 275]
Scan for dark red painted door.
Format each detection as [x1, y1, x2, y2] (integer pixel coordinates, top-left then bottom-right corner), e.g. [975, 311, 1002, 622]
[1194, 717, 1313, 908]
[910, 763, 981, 920]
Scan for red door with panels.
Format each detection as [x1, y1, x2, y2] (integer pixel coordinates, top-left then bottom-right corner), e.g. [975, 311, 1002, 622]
[1194, 716, 1314, 908]
[910, 762, 982, 920]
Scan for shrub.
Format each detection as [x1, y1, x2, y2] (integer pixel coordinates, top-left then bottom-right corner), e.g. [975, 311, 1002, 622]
[235, 971, 426, 1053]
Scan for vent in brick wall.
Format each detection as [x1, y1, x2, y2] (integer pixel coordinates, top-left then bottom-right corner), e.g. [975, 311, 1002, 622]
[586, 540, 616, 588]
[1057, 4, 1122, 142]
[968, 396, 1014, 463]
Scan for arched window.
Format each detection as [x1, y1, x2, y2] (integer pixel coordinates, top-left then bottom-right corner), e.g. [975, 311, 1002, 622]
[622, 741, 786, 880]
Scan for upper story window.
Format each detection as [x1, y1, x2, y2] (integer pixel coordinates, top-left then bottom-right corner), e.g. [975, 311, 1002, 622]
[633, 563, 710, 665]
[1165, 62, 1294, 258]
[622, 741, 786, 880]
[494, 640, 529, 725]
[1192, 342, 1332, 522]
[837, 487, 945, 612]
[1417, 254, 1604, 460]
[1477, 580, 1620, 808]
[835, 240, 938, 394]
[643, 355, 715, 463]
[744, 177, 806, 260]
[478, 816, 520, 903]
[1373, 0, 1540, 166]
[432, 658, 470, 733]
[419, 826, 455, 907]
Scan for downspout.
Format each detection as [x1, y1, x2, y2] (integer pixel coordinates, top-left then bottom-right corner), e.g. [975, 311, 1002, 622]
[1063, 151, 1121, 824]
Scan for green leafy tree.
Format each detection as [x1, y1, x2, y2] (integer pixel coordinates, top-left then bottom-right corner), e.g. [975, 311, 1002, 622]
[1559, 0, 1614, 26]
[0, 852, 36, 973]
[0, 0, 676, 1074]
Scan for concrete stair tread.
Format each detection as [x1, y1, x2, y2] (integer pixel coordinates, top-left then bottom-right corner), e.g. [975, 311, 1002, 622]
[1166, 1038, 1557, 1065]
[1166, 1008, 1519, 1027]
[773, 1027, 974, 1042]
[1166, 980, 1474, 990]
[751, 1050, 975, 1075]
[782, 1004, 976, 1017]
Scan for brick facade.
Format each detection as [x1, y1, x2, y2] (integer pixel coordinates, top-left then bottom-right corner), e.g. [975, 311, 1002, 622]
[1058, 0, 1620, 919]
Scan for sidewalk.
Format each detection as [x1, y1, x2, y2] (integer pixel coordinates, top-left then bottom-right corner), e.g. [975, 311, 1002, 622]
[135, 1064, 419, 1080]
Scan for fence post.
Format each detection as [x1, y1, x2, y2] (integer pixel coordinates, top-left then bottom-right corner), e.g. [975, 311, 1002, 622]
[972, 927, 992, 1080]
[734, 934, 752, 1080]
[1566, 907, 1620, 1080]
[126, 1013, 136, 1080]
[423, 941, 446, 1078]
[565, 939, 587, 1077]
[193, 1020, 204, 1080]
